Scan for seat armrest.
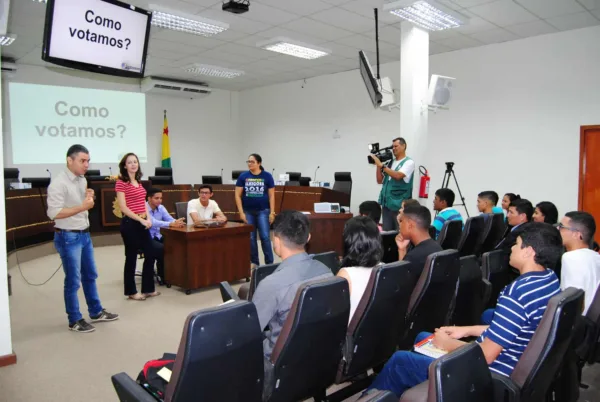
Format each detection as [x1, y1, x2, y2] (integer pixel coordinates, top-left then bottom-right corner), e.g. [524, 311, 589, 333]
[491, 372, 520, 402]
[238, 283, 251, 300]
[111, 372, 158, 402]
[399, 380, 429, 402]
[219, 281, 241, 303]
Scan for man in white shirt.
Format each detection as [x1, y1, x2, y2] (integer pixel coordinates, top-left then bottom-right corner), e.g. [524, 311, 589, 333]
[187, 185, 227, 225]
[558, 211, 600, 315]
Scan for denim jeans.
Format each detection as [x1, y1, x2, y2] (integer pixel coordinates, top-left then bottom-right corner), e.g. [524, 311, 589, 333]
[120, 217, 155, 295]
[54, 231, 103, 325]
[367, 332, 434, 398]
[245, 209, 274, 266]
[481, 308, 495, 325]
[382, 207, 399, 231]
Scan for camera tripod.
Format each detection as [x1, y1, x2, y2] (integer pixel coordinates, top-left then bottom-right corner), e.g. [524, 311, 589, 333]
[441, 162, 469, 217]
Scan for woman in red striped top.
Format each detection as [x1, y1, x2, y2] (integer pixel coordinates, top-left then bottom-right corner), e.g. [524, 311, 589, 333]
[116, 152, 159, 300]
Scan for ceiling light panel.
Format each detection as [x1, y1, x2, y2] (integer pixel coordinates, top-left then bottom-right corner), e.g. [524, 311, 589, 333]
[0, 34, 17, 46]
[257, 37, 330, 60]
[383, 0, 466, 31]
[150, 5, 229, 37]
[184, 64, 244, 79]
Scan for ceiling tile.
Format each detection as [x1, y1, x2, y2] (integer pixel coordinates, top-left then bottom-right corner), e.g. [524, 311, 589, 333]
[591, 8, 600, 17]
[428, 28, 462, 40]
[210, 29, 250, 42]
[362, 25, 403, 45]
[211, 42, 274, 59]
[429, 41, 455, 54]
[334, 33, 397, 51]
[452, 0, 497, 6]
[168, 54, 239, 69]
[469, 0, 539, 26]
[147, 48, 190, 61]
[177, 0, 221, 6]
[234, 33, 270, 47]
[322, 0, 354, 5]
[149, 38, 207, 54]
[504, 20, 558, 37]
[199, 49, 261, 64]
[149, 0, 205, 14]
[323, 41, 362, 58]
[469, 27, 520, 43]
[340, 0, 387, 19]
[310, 7, 375, 33]
[197, 9, 273, 34]
[546, 11, 600, 30]
[282, 17, 355, 40]
[454, 16, 499, 34]
[151, 29, 226, 49]
[515, 0, 586, 19]
[435, 34, 484, 49]
[254, 0, 334, 15]
[577, 0, 600, 10]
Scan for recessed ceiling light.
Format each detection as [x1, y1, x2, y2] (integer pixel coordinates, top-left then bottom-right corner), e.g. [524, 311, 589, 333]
[184, 64, 244, 79]
[383, 0, 466, 31]
[0, 34, 17, 46]
[149, 5, 229, 37]
[257, 37, 330, 60]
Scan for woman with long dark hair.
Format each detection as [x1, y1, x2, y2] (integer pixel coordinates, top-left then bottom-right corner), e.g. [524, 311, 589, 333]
[234, 153, 276, 268]
[337, 216, 383, 322]
[115, 152, 159, 300]
[533, 201, 559, 225]
[501, 193, 521, 213]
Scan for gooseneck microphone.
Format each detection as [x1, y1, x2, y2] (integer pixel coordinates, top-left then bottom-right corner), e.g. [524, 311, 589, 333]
[46, 169, 51, 178]
[314, 166, 320, 182]
[109, 167, 113, 176]
[220, 168, 224, 181]
[271, 168, 275, 176]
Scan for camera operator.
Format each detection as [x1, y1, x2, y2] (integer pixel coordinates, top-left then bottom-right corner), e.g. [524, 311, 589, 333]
[369, 137, 415, 231]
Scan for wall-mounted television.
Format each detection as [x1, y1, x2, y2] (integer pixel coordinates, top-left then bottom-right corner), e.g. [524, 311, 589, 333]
[42, 0, 152, 78]
[359, 50, 383, 108]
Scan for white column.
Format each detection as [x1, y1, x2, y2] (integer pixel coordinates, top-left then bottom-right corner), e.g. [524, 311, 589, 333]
[0, 51, 13, 359]
[399, 22, 429, 199]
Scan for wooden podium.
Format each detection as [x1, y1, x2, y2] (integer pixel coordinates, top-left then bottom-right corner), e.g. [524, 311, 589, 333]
[161, 222, 253, 294]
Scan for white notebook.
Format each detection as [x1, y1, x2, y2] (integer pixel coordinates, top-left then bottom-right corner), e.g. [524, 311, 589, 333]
[414, 334, 449, 359]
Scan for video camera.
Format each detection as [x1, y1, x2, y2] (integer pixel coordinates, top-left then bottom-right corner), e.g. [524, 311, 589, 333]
[368, 143, 394, 165]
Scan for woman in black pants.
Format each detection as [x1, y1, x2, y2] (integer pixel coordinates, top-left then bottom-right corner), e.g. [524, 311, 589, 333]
[116, 152, 159, 300]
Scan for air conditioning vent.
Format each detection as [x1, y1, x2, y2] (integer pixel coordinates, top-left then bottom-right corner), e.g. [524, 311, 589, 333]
[141, 77, 211, 99]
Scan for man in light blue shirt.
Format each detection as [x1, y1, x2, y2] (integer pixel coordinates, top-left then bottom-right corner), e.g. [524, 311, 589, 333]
[432, 188, 463, 239]
[146, 188, 184, 283]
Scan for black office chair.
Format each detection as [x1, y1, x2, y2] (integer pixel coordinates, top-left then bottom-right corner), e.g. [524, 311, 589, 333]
[428, 225, 436, 239]
[286, 172, 301, 181]
[333, 172, 352, 196]
[299, 177, 311, 186]
[482, 250, 511, 309]
[155, 167, 172, 177]
[85, 170, 101, 176]
[381, 231, 399, 263]
[4, 168, 19, 191]
[201, 175, 223, 185]
[232, 170, 244, 180]
[85, 175, 109, 182]
[311, 251, 340, 275]
[175, 202, 187, 220]
[22, 177, 51, 188]
[437, 220, 463, 250]
[457, 215, 486, 257]
[149, 176, 173, 185]
[451, 255, 492, 326]
[479, 213, 506, 255]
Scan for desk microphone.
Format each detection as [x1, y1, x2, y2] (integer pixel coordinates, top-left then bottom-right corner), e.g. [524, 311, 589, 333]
[220, 168, 223, 181]
[314, 166, 320, 182]
[46, 169, 51, 178]
[109, 167, 113, 176]
[271, 168, 275, 176]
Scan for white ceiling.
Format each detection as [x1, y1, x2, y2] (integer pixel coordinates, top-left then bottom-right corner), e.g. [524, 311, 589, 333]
[4, 0, 600, 91]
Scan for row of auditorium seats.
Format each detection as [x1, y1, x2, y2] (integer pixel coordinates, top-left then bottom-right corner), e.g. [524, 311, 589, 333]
[110, 249, 488, 401]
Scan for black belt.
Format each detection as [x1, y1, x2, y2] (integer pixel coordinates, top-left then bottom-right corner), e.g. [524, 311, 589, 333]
[55, 228, 89, 233]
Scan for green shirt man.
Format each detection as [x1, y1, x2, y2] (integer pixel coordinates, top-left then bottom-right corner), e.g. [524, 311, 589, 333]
[370, 137, 415, 231]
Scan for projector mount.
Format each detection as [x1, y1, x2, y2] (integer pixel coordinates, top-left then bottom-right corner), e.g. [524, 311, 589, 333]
[222, 0, 250, 14]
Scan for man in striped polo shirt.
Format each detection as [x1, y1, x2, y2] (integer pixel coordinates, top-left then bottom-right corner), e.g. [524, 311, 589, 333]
[432, 188, 463, 239]
[367, 222, 562, 397]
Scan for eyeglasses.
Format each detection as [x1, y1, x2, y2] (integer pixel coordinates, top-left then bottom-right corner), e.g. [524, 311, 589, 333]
[246, 160, 257, 164]
[199, 191, 211, 195]
[555, 222, 579, 232]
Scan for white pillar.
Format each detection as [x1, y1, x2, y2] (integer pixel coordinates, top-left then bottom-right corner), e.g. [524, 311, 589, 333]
[0, 52, 14, 360]
[399, 22, 429, 199]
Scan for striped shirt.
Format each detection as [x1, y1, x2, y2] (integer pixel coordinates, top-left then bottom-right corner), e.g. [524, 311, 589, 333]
[115, 179, 147, 214]
[433, 207, 463, 239]
[477, 269, 560, 377]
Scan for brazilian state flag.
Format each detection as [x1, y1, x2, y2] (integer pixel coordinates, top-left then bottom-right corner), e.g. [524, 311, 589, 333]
[161, 110, 171, 168]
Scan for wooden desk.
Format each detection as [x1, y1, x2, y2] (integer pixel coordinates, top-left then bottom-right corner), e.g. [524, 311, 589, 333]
[306, 213, 353, 255]
[161, 222, 253, 294]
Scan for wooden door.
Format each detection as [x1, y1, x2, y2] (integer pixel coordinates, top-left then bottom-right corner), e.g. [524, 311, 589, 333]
[579, 126, 600, 245]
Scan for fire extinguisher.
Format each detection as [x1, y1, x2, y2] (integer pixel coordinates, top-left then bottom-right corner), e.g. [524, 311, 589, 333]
[419, 166, 430, 198]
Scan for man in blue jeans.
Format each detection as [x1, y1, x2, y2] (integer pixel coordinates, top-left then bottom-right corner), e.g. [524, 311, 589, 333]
[47, 144, 118, 333]
[368, 222, 562, 397]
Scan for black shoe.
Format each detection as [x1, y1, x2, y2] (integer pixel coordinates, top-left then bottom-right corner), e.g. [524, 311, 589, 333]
[69, 319, 95, 333]
[90, 309, 119, 322]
